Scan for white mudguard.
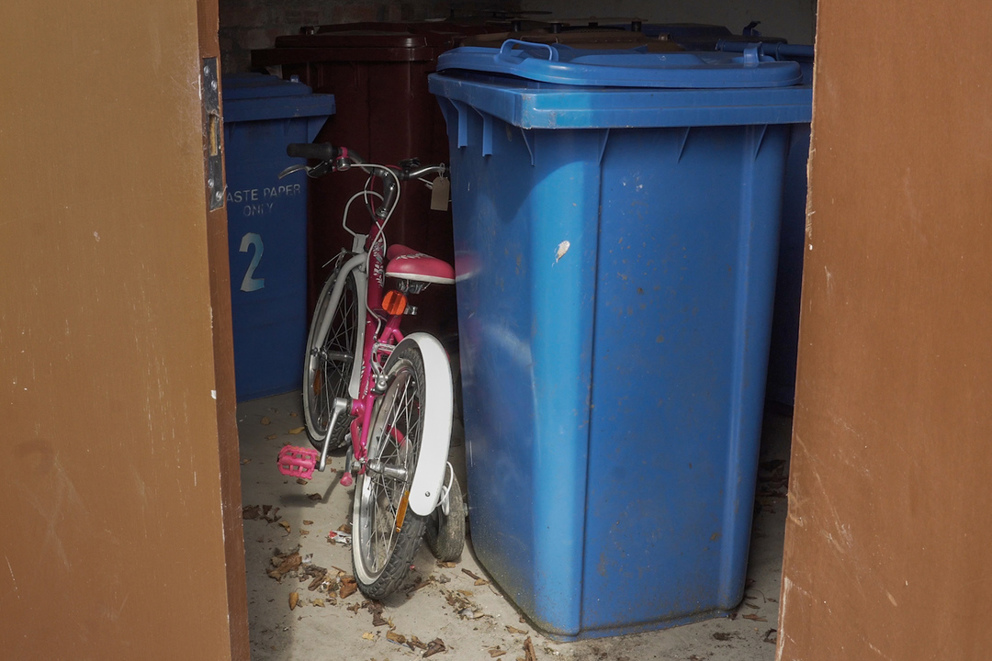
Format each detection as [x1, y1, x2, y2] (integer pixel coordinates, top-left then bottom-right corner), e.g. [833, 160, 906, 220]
[389, 332, 453, 516]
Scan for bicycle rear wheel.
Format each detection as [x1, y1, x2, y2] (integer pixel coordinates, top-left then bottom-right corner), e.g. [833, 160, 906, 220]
[352, 344, 429, 600]
[302, 262, 359, 450]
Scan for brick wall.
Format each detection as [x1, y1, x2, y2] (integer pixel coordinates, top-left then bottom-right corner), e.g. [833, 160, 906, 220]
[219, 0, 517, 74]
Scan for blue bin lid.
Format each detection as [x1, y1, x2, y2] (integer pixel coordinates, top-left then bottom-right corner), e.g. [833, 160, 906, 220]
[222, 73, 335, 123]
[436, 40, 803, 88]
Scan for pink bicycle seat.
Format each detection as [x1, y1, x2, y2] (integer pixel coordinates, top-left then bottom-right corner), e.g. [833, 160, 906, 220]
[386, 250, 455, 285]
[387, 244, 417, 261]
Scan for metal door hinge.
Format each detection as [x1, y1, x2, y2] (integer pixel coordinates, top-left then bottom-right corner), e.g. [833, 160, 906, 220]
[202, 57, 224, 210]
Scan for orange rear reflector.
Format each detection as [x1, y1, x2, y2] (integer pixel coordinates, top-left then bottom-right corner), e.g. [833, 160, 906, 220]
[382, 290, 408, 316]
[395, 490, 410, 532]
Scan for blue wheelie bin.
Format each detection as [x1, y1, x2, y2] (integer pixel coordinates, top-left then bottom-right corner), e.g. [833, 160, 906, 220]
[430, 42, 811, 640]
[222, 73, 334, 401]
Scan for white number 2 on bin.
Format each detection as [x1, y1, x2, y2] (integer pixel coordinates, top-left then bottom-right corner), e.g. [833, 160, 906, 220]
[239, 232, 265, 292]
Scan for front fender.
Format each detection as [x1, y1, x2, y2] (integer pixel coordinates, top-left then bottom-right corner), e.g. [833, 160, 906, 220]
[387, 332, 453, 516]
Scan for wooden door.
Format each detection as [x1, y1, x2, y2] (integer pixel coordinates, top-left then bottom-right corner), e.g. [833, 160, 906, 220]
[779, 1, 992, 658]
[0, 0, 249, 657]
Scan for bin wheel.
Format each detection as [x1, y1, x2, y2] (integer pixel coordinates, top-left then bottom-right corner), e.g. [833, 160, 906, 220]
[426, 464, 466, 562]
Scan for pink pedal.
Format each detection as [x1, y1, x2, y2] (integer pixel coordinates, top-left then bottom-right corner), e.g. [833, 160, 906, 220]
[278, 445, 318, 480]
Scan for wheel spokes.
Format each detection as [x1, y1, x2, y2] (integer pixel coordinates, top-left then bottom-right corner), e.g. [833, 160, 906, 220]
[358, 364, 423, 577]
[310, 283, 357, 433]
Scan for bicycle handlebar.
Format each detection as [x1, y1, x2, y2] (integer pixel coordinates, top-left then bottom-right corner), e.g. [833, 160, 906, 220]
[284, 143, 446, 180]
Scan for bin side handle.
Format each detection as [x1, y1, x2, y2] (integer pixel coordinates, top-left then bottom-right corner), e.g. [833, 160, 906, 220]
[497, 39, 559, 64]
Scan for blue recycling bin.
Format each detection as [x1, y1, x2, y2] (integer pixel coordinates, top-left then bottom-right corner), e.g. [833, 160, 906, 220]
[222, 74, 334, 401]
[430, 43, 811, 640]
[719, 41, 814, 406]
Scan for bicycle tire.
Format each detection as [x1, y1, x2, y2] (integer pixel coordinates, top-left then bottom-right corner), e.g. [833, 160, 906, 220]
[302, 260, 359, 450]
[352, 344, 430, 600]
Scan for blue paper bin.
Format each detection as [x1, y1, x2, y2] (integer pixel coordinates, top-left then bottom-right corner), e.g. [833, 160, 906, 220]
[430, 43, 811, 640]
[222, 73, 334, 401]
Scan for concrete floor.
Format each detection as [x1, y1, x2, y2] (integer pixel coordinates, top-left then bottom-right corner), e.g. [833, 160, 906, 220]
[239, 391, 791, 661]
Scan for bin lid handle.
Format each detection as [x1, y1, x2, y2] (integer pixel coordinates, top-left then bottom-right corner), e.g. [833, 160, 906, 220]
[497, 39, 560, 64]
[742, 43, 762, 66]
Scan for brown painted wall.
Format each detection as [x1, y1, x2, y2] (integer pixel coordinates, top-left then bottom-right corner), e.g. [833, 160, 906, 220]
[0, 1, 247, 658]
[778, 1, 992, 659]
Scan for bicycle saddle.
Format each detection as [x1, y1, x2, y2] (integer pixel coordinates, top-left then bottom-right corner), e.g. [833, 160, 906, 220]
[385, 244, 455, 285]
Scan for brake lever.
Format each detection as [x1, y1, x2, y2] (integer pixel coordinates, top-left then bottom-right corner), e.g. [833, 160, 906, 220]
[279, 161, 334, 179]
[278, 164, 310, 179]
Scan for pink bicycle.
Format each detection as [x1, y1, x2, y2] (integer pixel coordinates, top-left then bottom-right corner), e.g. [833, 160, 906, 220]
[276, 142, 465, 600]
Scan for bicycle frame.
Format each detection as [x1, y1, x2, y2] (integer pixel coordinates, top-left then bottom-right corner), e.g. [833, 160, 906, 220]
[349, 229, 403, 470]
[324, 166, 410, 476]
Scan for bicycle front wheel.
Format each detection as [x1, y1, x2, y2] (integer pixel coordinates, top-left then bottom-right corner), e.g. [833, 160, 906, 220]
[302, 262, 359, 450]
[352, 344, 429, 600]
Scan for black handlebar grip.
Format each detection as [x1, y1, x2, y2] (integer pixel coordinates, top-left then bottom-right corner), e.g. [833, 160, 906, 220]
[286, 143, 340, 161]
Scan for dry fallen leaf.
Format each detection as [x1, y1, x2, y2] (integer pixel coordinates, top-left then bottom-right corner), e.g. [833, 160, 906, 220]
[338, 523, 353, 534]
[362, 632, 375, 641]
[742, 613, 768, 622]
[424, 638, 446, 658]
[307, 571, 327, 591]
[266, 434, 278, 440]
[313, 599, 325, 608]
[303, 520, 314, 526]
[267, 552, 302, 581]
[289, 592, 299, 610]
[260, 417, 271, 425]
[386, 630, 407, 645]
[523, 637, 537, 661]
[475, 578, 490, 586]
[437, 561, 457, 569]
[340, 576, 358, 599]
[506, 626, 528, 635]
[300, 529, 310, 536]
[242, 505, 261, 520]
[240, 458, 251, 465]
[296, 478, 308, 485]
[306, 493, 322, 502]
[489, 648, 507, 658]
[462, 568, 482, 581]
[278, 521, 291, 534]
[289, 426, 305, 435]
